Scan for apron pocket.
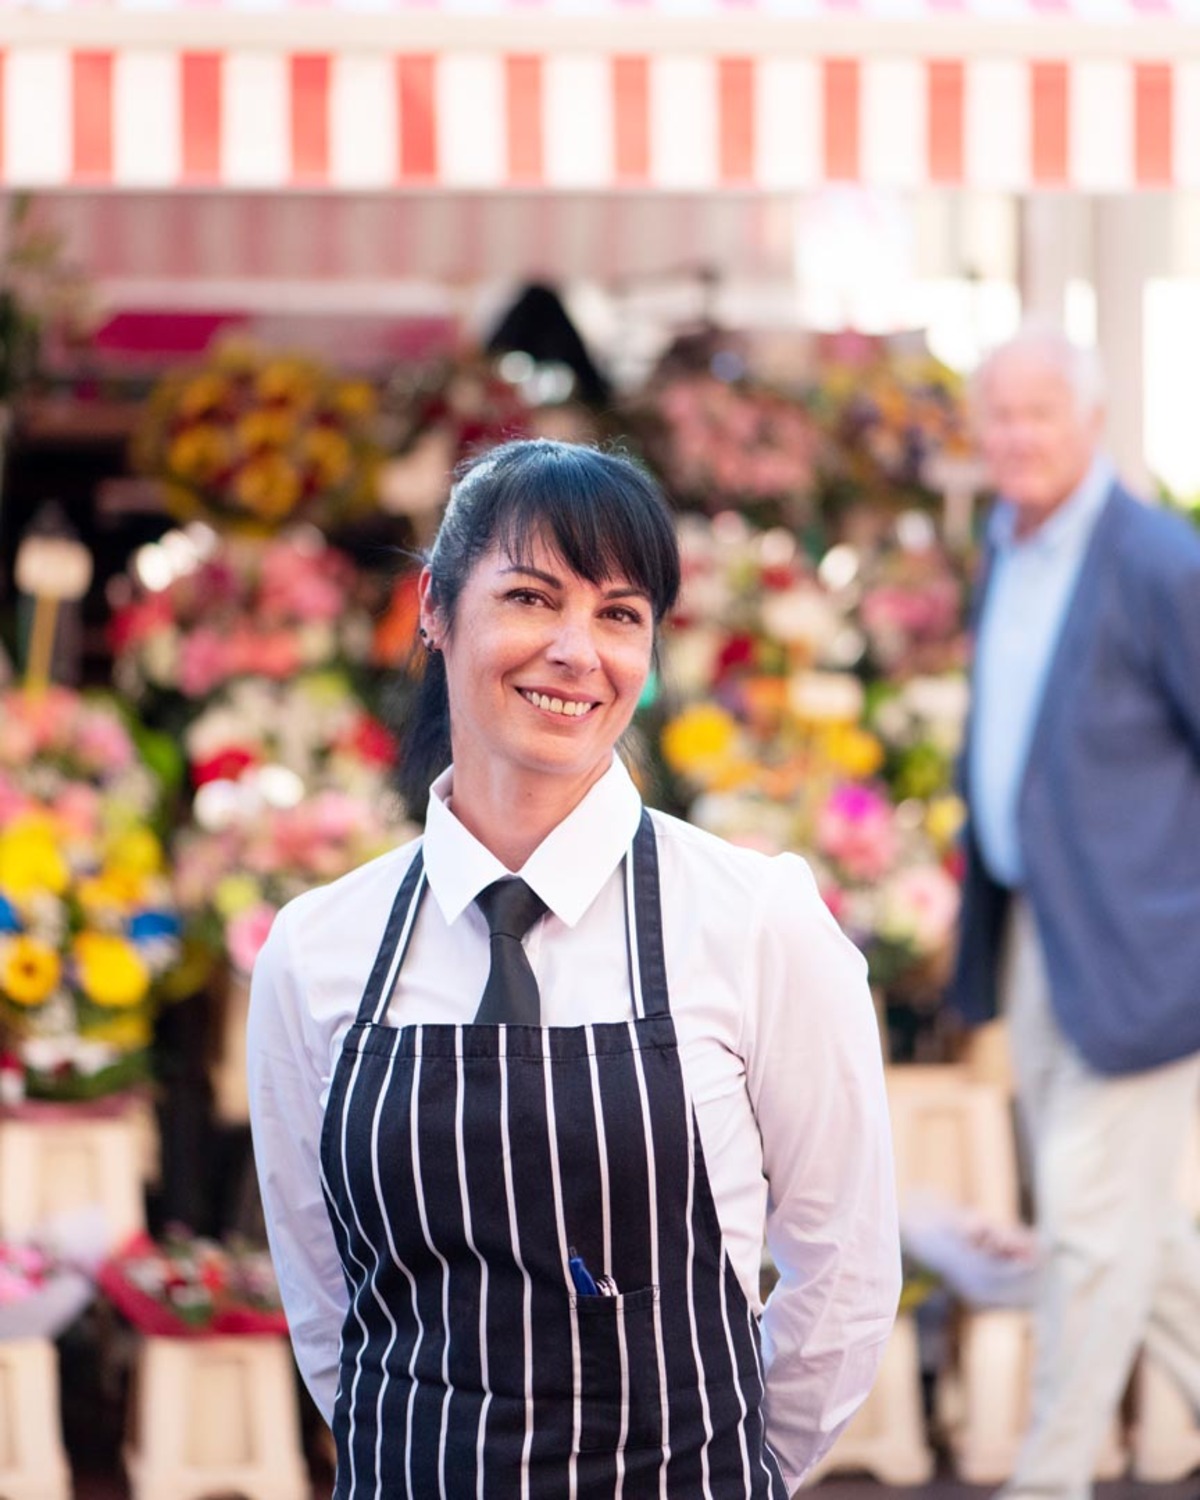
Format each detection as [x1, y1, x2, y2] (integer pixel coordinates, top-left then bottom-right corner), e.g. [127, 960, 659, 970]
[574, 1285, 663, 1454]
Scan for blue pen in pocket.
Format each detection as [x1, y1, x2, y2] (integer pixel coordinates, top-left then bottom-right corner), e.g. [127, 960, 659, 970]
[568, 1248, 599, 1296]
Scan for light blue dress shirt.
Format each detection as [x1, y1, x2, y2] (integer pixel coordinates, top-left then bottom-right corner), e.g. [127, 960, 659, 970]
[970, 454, 1115, 887]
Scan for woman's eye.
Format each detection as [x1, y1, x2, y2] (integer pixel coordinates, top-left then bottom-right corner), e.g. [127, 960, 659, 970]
[605, 605, 645, 626]
[507, 588, 548, 607]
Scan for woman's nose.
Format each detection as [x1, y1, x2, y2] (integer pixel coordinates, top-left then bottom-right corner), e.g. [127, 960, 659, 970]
[546, 615, 601, 672]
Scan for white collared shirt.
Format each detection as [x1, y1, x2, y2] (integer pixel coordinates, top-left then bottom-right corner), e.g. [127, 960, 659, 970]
[247, 756, 900, 1489]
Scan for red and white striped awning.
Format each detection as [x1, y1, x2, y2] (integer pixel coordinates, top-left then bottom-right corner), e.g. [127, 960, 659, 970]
[2, 1, 1200, 191]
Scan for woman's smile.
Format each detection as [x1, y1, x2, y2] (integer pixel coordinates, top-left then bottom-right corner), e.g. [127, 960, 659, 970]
[517, 687, 601, 719]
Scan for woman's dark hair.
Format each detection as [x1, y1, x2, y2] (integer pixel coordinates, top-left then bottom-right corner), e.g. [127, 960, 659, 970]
[393, 439, 680, 813]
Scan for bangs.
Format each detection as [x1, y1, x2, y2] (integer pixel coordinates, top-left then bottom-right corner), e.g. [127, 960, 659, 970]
[466, 442, 680, 621]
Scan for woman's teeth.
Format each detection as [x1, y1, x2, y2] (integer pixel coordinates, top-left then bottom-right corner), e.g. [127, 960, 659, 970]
[521, 690, 594, 718]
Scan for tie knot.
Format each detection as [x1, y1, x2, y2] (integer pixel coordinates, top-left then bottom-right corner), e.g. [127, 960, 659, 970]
[475, 878, 547, 942]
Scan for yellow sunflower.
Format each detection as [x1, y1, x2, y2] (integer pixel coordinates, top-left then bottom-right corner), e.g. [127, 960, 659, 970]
[1, 936, 62, 1006]
[0, 822, 70, 899]
[74, 933, 150, 1009]
[105, 827, 164, 878]
[233, 453, 303, 522]
[168, 424, 232, 485]
[660, 704, 739, 781]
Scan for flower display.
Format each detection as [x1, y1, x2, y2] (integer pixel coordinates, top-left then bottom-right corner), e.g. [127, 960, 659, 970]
[0, 686, 180, 1098]
[182, 672, 396, 798]
[171, 672, 412, 977]
[108, 528, 378, 714]
[812, 338, 972, 517]
[174, 788, 410, 979]
[627, 374, 820, 527]
[0, 809, 181, 1098]
[0, 686, 160, 822]
[99, 1229, 286, 1337]
[131, 341, 382, 535]
[656, 511, 968, 1000]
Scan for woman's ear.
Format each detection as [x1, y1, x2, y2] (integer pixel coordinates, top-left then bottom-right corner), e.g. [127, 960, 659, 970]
[417, 567, 440, 648]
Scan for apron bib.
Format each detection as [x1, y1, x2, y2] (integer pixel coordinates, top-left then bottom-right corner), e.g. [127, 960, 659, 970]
[319, 812, 789, 1499]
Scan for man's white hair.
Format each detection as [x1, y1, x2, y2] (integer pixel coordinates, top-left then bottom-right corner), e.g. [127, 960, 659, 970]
[971, 322, 1106, 419]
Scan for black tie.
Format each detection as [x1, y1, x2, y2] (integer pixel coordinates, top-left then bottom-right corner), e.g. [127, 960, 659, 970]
[473, 879, 547, 1025]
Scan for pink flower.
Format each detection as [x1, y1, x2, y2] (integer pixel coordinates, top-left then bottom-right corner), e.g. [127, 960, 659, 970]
[880, 864, 960, 953]
[259, 546, 348, 623]
[226, 903, 278, 976]
[0, 773, 31, 824]
[55, 783, 102, 839]
[74, 711, 135, 772]
[179, 628, 233, 697]
[815, 784, 899, 883]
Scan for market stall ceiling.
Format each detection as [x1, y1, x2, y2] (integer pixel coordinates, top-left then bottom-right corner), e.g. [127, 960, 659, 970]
[0, 0, 1198, 192]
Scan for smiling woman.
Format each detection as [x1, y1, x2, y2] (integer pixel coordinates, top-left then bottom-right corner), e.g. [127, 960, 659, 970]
[247, 439, 901, 1500]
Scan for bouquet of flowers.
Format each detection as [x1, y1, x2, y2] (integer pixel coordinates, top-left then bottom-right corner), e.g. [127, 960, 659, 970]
[99, 1229, 286, 1337]
[657, 512, 964, 998]
[813, 339, 972, 518]
[858, 540, 970, 680]
[0, 687, 180, 1099]
[0, 686, 160, 823]
[0, 1238, 94, 1339]
[172, 672, 411, 977]
[131, 341, 382, 536]
[628, 374, 820, 528]
[175, 789, 408, 979]
[108, 528, 379, 715]
[182, 672, 396, 798]
[0, 809, 181, 1098]
[663, 512, 857, 708]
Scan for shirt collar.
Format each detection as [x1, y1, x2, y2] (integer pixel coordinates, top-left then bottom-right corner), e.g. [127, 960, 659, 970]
[422, 756, 644, 928]
[987, 452, 1115, 555]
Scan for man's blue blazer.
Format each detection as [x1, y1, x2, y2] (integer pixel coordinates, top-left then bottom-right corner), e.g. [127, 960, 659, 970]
[948, 483, 1200, 1075]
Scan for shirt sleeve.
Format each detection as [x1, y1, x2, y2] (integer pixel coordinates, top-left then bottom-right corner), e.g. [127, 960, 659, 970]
[743, 853, 902, 1491]
[246, 903, 348, 1424]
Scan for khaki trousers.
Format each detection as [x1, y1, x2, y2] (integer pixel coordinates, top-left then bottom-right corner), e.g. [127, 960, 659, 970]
[1000, 897, 1200, 1500]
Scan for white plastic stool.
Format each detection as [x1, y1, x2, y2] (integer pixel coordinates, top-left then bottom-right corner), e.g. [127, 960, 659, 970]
[807, 1312, 934, 1484]
[1131, 1355, 1200, 1481]
[943, 1308, 1126, 1483]
[0, 1113, 145, 1252]
[124, 1334, 309, 1500]
[0, 1337, 72, 1500]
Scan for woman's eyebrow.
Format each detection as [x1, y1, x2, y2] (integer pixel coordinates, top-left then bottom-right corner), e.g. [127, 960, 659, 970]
[498, 565, 650, 602]
[500, 564, 562, 588]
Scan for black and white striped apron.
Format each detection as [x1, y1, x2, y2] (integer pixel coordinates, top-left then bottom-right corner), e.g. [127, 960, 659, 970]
[319, 810, 790, 1499]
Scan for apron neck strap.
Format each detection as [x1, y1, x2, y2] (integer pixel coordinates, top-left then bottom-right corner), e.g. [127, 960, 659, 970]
[358, 846, 427, 1026]
[625, 809, 671, 1019]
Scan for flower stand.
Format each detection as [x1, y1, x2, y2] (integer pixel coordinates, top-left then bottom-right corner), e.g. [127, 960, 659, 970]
[124, 1333, 309, 1500]
[807, 1311, 934, 1484]
[0, 1337, 71, 1500]
[0, 1101, 147, 1252]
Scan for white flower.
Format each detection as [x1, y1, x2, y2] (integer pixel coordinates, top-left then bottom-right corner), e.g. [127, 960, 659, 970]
[788, 671, 865, 723]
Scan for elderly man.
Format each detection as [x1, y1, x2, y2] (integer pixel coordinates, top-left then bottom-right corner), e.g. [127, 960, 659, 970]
[949, 326, 1200, 1500]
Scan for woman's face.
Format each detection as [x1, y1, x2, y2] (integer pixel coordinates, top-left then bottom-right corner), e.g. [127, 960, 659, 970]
[420, 531, 655, 794]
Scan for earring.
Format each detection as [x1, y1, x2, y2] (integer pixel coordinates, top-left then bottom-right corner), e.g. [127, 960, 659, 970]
[419, 626, 437, 654]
